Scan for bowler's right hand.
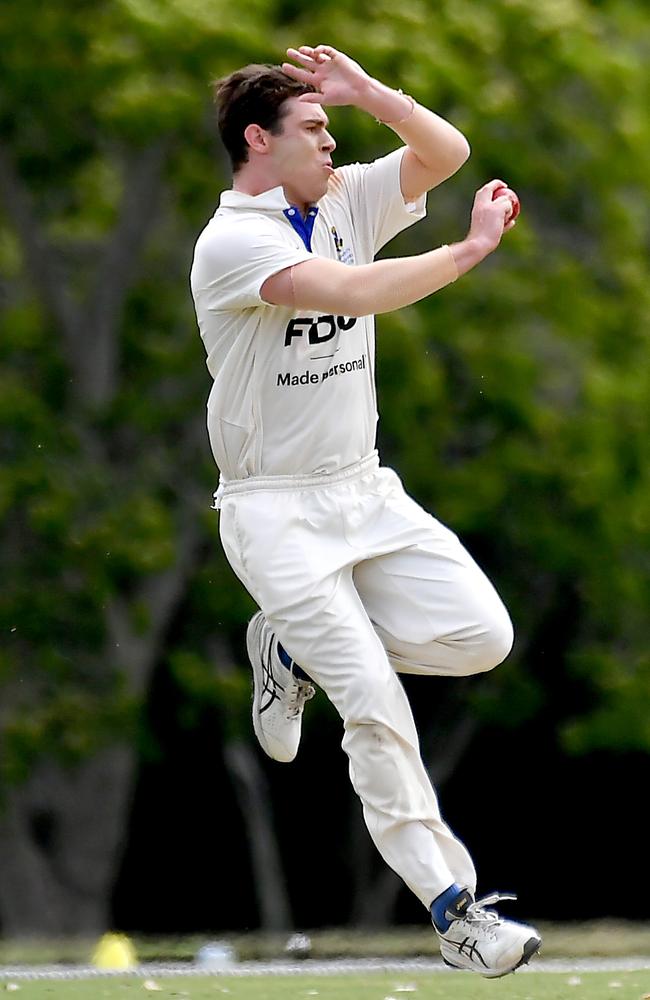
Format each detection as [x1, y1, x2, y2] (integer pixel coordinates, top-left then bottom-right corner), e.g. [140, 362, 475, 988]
[467, 178, 519, 255]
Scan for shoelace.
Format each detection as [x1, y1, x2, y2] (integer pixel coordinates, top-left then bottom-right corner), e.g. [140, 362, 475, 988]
[463, 892, 517, 928]
[286, 679, 315, 719]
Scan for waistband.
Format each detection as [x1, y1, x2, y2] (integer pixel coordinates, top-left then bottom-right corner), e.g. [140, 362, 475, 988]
[212, 451, 379, 509]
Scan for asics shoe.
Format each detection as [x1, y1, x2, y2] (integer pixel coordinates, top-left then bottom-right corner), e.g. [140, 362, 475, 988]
[246, 611, 314, 763]
[436, 890, 541, 978]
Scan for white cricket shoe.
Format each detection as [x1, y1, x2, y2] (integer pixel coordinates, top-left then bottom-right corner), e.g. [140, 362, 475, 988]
[436, 890, 541, 978]
[246, 611, 315, 763]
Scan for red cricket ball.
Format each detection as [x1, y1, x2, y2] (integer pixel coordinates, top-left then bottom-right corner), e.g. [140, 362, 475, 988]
[493, 184, 520, 223]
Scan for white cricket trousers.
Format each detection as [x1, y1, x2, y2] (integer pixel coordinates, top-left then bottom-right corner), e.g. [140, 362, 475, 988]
[218, 453, 514, 909]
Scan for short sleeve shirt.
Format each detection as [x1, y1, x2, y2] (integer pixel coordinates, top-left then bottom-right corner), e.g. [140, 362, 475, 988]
[190, 147, 426, 481]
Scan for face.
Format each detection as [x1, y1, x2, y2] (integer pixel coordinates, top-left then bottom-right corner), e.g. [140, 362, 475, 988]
[267, 98, 337, 208]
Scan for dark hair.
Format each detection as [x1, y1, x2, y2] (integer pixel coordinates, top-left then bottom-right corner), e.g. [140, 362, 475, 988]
[213, 64, 316, 172]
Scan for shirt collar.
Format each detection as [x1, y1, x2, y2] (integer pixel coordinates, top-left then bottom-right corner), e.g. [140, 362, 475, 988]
[217, 185, 293, 213]
[216, 186, 320, 250]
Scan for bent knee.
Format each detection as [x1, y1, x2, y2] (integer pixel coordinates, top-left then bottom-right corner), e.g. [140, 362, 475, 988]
[378, 611, 514, 678]
[464, 614, 514, 674]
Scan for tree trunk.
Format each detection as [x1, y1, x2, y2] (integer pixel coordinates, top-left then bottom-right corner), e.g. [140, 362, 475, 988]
[223, 741, 293, 932]
[0, 137, 205, 935]
[0, 139, 167, 409]
[212, 636, 293, 932]
[0, 748, 135, 936]
[0, 526, 201, 937]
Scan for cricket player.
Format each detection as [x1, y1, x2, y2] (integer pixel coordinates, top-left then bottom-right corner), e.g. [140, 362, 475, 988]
[190, 44, 541, 977]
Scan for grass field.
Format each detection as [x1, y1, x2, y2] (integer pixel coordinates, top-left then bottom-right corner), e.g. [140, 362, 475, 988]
[1, 923, 649, 965]
[1, 971, 649, 1000]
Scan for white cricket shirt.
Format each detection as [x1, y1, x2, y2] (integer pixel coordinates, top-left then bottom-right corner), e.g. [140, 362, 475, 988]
[190, 147, 426, 481]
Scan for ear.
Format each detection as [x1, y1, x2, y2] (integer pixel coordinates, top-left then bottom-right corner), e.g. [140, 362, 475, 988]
[243, 123, 271, 155]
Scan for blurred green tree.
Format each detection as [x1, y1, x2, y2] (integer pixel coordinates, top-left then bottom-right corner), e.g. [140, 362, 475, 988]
[0, 0, 282, 935]
[0, 0, 648, 934]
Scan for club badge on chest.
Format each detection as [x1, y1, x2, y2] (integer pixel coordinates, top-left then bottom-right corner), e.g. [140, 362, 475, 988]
[331, 225, 355, 265]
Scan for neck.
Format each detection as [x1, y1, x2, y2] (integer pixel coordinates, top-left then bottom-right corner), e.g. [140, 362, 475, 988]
[283, 189, 311, 217]
[287, 200, 310, 218]
[232, 161, 284, 199]
[232, 168, 310, 216]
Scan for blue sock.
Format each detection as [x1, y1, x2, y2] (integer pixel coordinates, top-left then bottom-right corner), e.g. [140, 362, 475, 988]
[430, 882, 463, 932]
[277, 642, 311, 682]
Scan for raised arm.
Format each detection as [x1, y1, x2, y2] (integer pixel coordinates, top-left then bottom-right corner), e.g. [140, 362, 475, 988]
[282, 44, 470, 202]
[262, 179, 518, 315]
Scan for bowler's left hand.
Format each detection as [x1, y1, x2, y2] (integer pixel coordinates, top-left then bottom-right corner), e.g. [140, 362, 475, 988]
[282, 45, 371, 107]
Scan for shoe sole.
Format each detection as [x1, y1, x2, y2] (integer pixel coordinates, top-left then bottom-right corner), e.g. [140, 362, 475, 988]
[484, 936, 542, 979]
[246, 611, 276, 760]
[442, 935, 542, 979]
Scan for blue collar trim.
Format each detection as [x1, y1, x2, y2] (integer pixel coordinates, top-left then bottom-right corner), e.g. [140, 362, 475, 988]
[283, 205, 319, 251]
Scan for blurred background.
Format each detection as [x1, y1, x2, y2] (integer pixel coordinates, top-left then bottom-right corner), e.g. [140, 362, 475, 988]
[0, 0, 648, 942]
